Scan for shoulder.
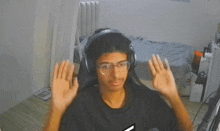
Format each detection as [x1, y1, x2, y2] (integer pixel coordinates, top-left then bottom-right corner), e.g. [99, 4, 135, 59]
[132, 84, 179, 129]
[60, 86, 96, 124]
[65, 84, 97, 111]
[131, 82, 160, 99]
[62, 86, 93, 110]
[131, 82, 170, 109]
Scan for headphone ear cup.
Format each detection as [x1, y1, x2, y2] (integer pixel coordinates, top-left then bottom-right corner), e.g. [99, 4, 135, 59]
[84, 51, 90, 73]
[130, 55, 135, 70]
[85, 53, 94, 74]
[87, 57, 92, 73]
[129, 46, 136, 70]
[133, 53, 137, 67]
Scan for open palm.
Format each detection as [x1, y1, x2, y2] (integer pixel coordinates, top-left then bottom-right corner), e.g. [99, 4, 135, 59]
[51, 60, 79, 111]
[148, 54, 178, 99]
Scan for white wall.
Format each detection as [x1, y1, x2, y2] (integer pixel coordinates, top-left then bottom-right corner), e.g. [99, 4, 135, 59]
[80, 0, 220, 51]
[0, 0, 42, 115]
[0, 0, 79, 114]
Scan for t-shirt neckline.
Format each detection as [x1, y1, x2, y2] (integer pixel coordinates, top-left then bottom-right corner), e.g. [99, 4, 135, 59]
[93, 83, 134, 114]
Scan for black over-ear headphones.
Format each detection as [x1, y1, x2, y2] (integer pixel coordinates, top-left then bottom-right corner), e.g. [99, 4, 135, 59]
[83, 29, 137, 73]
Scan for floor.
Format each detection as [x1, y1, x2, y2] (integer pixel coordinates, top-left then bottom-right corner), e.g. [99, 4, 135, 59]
[0, 64, 210, 131]
[0, 95, 52, 131]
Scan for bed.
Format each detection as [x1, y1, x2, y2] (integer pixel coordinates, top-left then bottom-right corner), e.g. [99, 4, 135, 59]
[73, 34, 196, 91]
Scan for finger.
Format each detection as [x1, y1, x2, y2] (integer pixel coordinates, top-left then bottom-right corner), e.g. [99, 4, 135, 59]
[148, 59, 156, 76]
[67, 63, 74, 83]
[152, 54, 160, 72]
[58, 61, 66, 78]
[62, 60, 69, 80]
[66, 77, 79, 102]
[73, 77, 79, 90]
[156, 54, 164, 70]
[165, 58, 170, 70]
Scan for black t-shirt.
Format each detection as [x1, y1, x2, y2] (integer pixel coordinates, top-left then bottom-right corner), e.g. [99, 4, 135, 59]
[59, 82, 179, 131]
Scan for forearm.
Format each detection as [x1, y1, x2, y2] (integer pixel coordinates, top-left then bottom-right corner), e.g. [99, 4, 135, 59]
[168, 93, 193, 131]
[43, 103, 65, 131]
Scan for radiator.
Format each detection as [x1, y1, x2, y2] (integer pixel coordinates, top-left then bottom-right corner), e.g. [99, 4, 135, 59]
[76, 1, 100, 43]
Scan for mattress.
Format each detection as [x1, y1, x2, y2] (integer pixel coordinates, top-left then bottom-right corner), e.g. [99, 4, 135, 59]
[73, 36, 196, 88]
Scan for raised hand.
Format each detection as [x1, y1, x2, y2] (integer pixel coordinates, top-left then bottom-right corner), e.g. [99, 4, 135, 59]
[148, 54, 178, 99]
[51, 60, 79, 111]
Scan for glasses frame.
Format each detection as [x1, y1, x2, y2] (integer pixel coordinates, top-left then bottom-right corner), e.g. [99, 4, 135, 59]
[96, 61, 130, 75]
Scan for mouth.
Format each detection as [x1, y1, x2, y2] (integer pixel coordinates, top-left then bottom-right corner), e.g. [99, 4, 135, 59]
[111, 81, 121, 86]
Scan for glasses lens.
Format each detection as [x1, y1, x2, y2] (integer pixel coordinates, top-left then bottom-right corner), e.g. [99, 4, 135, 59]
[119, 61, 130, 71]
[99, 61, 130, 75]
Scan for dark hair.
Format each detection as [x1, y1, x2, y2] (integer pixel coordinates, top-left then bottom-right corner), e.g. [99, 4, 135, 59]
[84, 28, 145, 88]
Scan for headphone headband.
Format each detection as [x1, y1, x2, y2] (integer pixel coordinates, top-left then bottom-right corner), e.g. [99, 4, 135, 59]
[98, 29, 120, 34]
[86, 29, 121, 47]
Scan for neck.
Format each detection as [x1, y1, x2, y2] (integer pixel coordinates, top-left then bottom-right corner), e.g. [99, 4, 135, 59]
[99, 85, 126, 108]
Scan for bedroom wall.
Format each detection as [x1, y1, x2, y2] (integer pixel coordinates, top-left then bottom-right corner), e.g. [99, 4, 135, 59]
[79, 0, 220, 52]
[0, 0, 79, 114]
[0, 0, 49, 115]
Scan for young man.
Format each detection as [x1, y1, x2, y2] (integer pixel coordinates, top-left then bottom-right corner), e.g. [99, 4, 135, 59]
[43, 29, 193, 131]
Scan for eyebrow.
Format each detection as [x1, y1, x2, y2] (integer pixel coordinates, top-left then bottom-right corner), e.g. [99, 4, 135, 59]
[98, 60, 127, 64]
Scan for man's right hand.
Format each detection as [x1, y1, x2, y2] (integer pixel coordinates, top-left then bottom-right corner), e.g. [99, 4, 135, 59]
[51, 60, 79, 112]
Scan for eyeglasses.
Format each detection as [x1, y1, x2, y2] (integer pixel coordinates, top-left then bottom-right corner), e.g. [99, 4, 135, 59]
[96, 61, 130, 75]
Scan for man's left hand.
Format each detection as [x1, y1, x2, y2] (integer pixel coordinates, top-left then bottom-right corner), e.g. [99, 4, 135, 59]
[148, 54, 178, 99]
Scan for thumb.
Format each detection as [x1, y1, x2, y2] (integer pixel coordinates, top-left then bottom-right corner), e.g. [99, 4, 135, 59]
[65, 77, 79, 104]
[72, 77, 79, 93]
[73, 77, 79, 87]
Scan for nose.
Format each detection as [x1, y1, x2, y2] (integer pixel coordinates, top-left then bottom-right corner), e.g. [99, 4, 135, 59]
[110, 65, 120, 78]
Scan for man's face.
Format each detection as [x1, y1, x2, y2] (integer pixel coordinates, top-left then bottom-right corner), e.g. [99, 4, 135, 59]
[96, 52, 128, 92]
